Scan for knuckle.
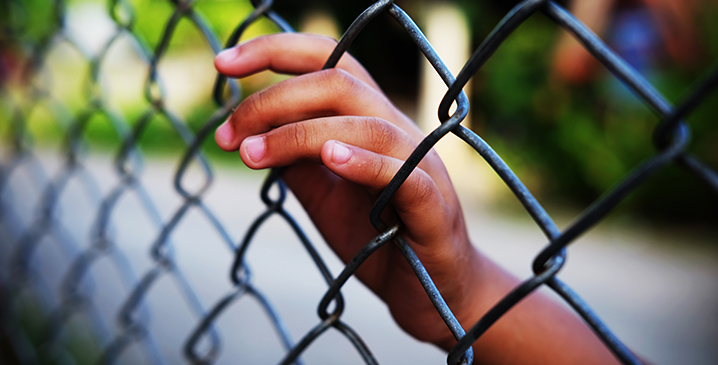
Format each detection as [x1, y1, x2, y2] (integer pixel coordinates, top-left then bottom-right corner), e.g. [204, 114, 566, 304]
[290, 122, 311, 149]
[244, 88, 269, 119]
[409, 170, 435, 206]
[372, 156, 390, 184]
[365, 118, 397, 154]
[322, 68, 360, 96]
[254, 34, 276, 50]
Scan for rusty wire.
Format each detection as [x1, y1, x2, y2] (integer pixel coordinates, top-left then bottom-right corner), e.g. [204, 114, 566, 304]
[1, 0, 717, 364]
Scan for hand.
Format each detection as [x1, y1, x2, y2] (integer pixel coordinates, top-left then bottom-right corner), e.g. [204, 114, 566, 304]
[213, 32, 482, 348]
[214, 33, 621, 364]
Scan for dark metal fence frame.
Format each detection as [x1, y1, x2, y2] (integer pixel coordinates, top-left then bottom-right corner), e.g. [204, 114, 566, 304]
[1, 0, 717, 364]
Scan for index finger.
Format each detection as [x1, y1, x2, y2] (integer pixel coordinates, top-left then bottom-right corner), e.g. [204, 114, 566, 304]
[214, 33, 381, 91]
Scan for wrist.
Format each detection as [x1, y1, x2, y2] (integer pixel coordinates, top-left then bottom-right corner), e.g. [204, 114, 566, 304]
[431, 244, 490, 351]
[432, 246, 520, 359]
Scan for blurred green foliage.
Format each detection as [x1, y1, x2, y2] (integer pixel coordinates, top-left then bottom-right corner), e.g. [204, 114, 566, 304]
[458, 1, 718, 223]
[1, 0, 280, 165]
[2, 0, 717, 223]
[265, 0, 718, 223]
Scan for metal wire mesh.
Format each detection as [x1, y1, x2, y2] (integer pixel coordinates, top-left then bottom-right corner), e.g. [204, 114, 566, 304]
[1, 0, 717, 364]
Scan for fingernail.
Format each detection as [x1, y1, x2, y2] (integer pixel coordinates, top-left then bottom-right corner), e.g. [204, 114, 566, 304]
[216, 120, 234, 145]
[331, 141, 352, 165]
[243, 136, 266, 163]
[215, 47, 239, 65]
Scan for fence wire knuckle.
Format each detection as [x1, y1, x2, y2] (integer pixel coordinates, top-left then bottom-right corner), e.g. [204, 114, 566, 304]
[1, 0, 716, 364]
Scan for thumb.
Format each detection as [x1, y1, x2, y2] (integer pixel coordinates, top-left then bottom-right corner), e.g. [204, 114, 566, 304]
[320, 140, 449, 246]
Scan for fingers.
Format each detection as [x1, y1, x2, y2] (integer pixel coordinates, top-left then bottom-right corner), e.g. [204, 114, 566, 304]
[236, 115, 451, 186]
[215, 69, 422, 151]
[238, 116, 414, 169]
[320, 140, 450, 245]
[214, 33, 380, 90]
[233, 113, 453, 244]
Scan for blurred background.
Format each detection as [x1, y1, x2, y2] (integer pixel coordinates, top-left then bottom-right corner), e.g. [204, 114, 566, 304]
[3, 0, 718, 220]
[1, 0, 718, 364]
[4, 0, 718, 221]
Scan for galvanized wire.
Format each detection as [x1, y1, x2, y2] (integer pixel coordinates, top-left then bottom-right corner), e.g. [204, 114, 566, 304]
[1, 0, 717, 364]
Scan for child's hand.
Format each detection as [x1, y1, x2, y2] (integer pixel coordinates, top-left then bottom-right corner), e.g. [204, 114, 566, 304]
[213, 33, 482, 348]
[214, 33, 620, 364]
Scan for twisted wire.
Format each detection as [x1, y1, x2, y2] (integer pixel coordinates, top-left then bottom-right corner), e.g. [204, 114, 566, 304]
[1, 0, 716, 364]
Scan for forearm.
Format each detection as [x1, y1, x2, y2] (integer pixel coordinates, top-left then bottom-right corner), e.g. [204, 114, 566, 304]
[438, 249, 620, 365]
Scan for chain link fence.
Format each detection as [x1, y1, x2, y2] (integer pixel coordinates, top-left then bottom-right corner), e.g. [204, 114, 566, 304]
[1, 0, 717, 364]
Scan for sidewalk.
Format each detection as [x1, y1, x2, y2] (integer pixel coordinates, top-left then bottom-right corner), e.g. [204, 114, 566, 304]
[2, 153, 716, 364]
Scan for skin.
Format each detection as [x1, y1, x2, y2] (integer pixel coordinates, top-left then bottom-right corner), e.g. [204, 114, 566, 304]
[214, 33, 621, 364]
